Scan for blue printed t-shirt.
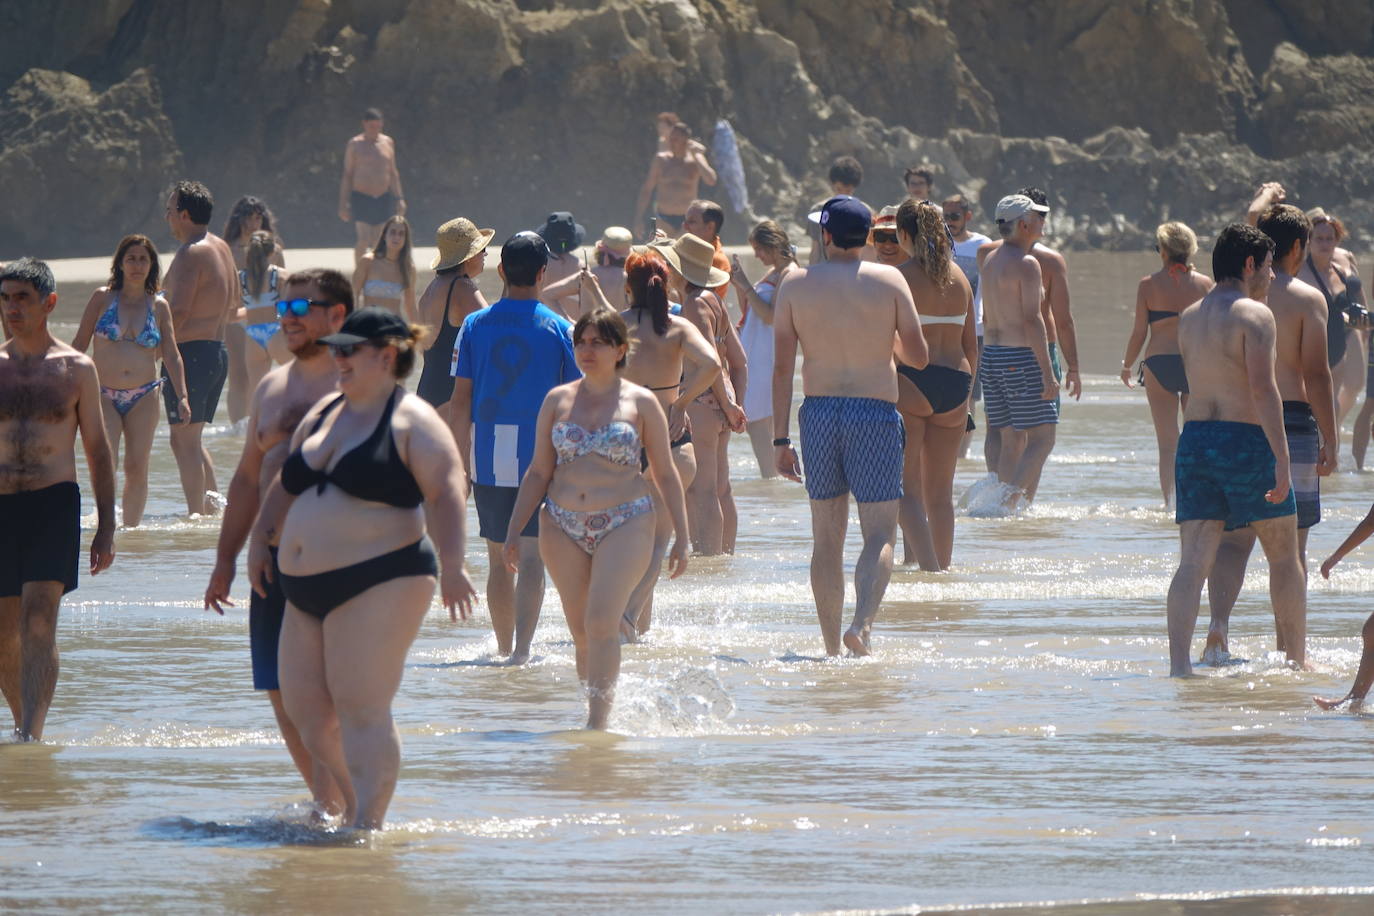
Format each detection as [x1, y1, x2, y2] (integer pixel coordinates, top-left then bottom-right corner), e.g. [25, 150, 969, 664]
[452, 298, 580, 488]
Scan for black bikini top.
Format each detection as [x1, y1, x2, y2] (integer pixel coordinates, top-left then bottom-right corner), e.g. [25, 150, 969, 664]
[1146, 309, 1179, 324]
[280, 388, 424, 508]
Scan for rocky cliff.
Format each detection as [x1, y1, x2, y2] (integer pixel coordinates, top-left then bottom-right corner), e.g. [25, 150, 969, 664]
[2, 0, 1372, 257]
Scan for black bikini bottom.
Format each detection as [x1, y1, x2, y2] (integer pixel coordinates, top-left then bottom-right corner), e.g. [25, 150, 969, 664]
[897, 363, 973, 414]
[1142, 354, 1189, 395]
[278, 536, 437, 619]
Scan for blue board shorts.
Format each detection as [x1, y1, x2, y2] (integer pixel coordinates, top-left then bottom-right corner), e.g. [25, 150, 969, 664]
[798, 396, 904, 503]
[250, 547, 285, 690]
[1175, 420, 1296, 531]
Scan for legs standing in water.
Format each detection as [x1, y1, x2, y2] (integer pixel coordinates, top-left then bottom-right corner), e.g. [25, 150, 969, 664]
[1334, 328, 1364, 432]
[686, 401, 727, 554]
[1314, 614, 1374, 711]
[540, 506, 655, 729]
[1166, 519, 1224, 676]
[1206, 521, 1310, 662]
[745, 418, 777, 479]
[164, 340, 227, 515]
[224, 323, 249, 425]
[168, 422, 219, 515]
[484, 537, 544, 665]
[624, 443, 696, 640]
[994, 423, 1056, 511]
[1354, 336, 1374, 470]
[921, 414, 966, 569]
[278, 574, 434, 829]
[718, 427, 737, 554]
[807, 496, 899, 657]
[101, 383, 162, 527]
[1142, 366, 1185, 507]
[897, 410, 940, 570]
[0, 582, 64, 740]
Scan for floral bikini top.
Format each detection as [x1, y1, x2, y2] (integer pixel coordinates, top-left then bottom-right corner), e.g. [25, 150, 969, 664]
[94, 292, 160, 348]
[551, 420, 641, 467]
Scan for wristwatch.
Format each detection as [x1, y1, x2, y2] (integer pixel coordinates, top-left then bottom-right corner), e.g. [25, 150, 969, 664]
[773, 437, 791, 447]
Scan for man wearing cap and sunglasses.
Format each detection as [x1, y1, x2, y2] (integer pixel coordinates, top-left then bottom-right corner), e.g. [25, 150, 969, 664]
[205, 267, 353, 814]
[450, 232, 581, 665]
[772, 195, 928, 657]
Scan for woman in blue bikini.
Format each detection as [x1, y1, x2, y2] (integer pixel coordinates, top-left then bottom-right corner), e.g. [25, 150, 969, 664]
[234, 231, 291, 395]
[503, 308, 689, 730]
[72, 234, 190, 527]
[1119, 222, 1213, 506]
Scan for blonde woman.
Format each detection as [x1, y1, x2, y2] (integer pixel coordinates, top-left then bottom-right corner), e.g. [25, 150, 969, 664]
[1120, 222, 1213, 505]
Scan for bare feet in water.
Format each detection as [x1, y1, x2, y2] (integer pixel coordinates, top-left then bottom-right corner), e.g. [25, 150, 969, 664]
[1200, 631, 1230, 666]
[1313, 693, 1364, 712]
[843, 627, 870, 657]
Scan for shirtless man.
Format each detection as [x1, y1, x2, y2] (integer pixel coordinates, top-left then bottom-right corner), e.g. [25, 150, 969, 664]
[338, 108, 405, 266]
[0, 258, 115, 740]
[1201, 206, 1335, 664]
[772, 196, 928, 656]
[634, 122, 717, 241]
[978, 195, 1059, 513]
[1166, 223, 1305, 677]
[163, 180, 238, 516]
[975, 188, 1081, 488]
[204, 267, 351, 812]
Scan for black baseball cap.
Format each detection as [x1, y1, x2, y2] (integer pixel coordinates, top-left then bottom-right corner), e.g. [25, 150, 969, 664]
[502, 231, 551, 275]
[318, 306, 409, 345]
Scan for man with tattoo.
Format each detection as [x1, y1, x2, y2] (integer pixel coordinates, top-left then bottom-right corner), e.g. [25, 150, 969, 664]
[0, 257, 116, 740]
[204, 268, 351, 812]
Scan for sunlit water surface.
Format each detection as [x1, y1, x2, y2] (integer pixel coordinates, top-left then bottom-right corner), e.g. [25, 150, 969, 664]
[4, 251, 1374, 915]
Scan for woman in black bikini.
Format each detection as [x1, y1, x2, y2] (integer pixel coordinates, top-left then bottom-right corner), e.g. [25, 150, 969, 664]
[1120, 222, 1213, 505]
[247, 307, 475, 829]
[1301, 209, 1370, 459]
[416, 217, 493, 419]
[893, 199, 976, 570]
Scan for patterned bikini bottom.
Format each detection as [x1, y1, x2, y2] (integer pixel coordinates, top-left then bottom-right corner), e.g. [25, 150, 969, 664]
[544, 495, 653, 555]
[101, 378, 163, 417]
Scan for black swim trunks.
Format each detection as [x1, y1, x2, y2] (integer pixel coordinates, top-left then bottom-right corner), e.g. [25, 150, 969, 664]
[473, 483, 539, 541]
[351, 190, 397, 226]
[250, 546, 285, 691]
[0, 482, 81, 597]
[164, 339, 227, 425]
[654, 212, 685, 234]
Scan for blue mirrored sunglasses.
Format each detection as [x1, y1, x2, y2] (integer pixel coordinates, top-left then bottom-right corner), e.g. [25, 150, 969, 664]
[275, 298, 330, 318]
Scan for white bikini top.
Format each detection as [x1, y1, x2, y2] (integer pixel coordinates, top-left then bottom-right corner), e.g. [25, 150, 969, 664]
[920, 313, 967, 327]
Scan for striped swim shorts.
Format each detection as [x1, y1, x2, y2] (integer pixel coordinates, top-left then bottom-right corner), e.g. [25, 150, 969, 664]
[980, 344, 1059, 430]
[1282, 400, 1320, 530]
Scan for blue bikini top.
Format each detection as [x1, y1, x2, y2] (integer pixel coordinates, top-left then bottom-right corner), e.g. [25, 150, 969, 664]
[95, 292, 160, 348]
[551, 420, 641, 467]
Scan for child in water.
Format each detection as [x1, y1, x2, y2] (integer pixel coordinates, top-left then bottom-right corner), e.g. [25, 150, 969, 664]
[1314, 502, 1374, 710]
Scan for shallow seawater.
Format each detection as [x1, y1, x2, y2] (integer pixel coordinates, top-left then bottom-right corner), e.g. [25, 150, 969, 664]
[4, 251, 1374, 915]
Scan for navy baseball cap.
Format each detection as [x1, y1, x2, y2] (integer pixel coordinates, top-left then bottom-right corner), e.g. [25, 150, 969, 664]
[501, 231, 550, 275]
[815, 195, 871, 240]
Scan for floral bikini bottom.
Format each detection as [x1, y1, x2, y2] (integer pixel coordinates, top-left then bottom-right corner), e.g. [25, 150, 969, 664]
[544, 495, 653, 555]
[101, 378, 162, 417]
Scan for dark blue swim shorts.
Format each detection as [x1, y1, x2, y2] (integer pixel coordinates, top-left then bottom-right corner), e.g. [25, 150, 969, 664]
[798, 396, 904, 503]
[1175, 420, 1296, 531]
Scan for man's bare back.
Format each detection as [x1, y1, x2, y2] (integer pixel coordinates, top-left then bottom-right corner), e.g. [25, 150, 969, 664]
[1268, 274, 1330, 406]
[980, 243, 1047, 352]
[164, 231, 238, 343]
[779, 259, 925, 402]
[1179, 285, 1279, 427]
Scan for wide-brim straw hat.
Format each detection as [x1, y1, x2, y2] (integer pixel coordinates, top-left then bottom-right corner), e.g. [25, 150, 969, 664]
[650, 233, 729, 288]
[432, 217, 495, 270]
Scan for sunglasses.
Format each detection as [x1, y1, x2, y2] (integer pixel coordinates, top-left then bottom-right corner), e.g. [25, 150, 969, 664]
[943, 212, 963, 222]
[871, 231, 899, 245]
[275, 298, 331, 318]
[328, 341, 379, 358]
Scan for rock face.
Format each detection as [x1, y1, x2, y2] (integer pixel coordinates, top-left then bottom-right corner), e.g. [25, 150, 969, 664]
[0, 68, 181, 256]
[0, 0, 1372, 258]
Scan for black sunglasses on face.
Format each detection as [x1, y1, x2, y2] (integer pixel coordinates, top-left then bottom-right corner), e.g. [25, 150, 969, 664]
[872, 231, 899, 244]
[328, 341, 377, 358]
[943, 212, 963, 221]
[276, 298, 331, 318]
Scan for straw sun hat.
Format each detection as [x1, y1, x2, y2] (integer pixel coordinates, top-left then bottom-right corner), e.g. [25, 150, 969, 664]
[650, 233, 729, 288]
[432, 217, 495, 270]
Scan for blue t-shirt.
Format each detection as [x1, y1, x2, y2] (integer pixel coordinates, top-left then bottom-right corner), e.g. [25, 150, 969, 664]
[452, 298, 580, 487]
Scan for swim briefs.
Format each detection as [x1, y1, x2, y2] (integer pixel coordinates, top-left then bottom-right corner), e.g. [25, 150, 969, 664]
[0, 482, 81, 597]
[797, 396, 904, 503]
[980, 344, 1059, 430]
[654, 212, 685, 234]
[163, 339, 227, 425]
[1175, 420, 1296, 531]
[249, 546, 285, 690]
[350, 190, 397, 226]
[1283, 400, 1320, 530]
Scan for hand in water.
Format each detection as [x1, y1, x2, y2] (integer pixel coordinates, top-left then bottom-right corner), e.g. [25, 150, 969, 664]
[442, 565, 477, 621]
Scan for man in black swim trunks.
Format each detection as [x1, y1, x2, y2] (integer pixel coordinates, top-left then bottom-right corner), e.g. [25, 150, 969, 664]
[163, 180, 239, 516]
[205, 267, 351, 813]
[0, 257, 116, 740]
[339, 108, 405, 266]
